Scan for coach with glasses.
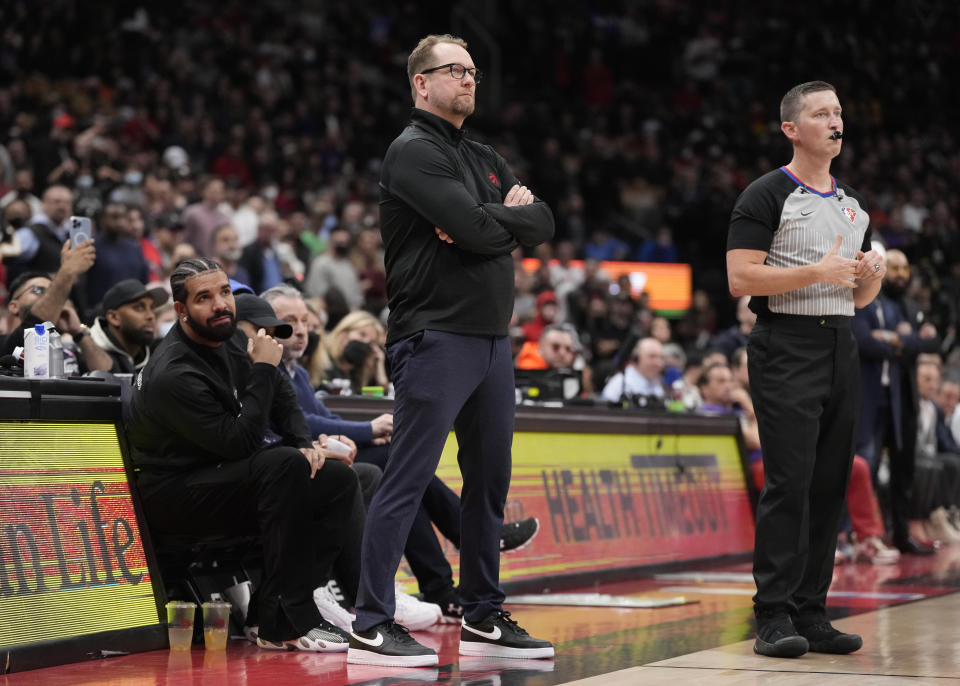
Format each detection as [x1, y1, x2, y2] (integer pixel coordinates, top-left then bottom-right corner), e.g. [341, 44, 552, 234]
[348, 33, 555, 667]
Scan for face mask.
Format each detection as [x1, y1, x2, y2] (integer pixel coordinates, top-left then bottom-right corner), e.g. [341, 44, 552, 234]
[333, 243, 350, 258]
[263, 186, 278, 201]
[219, 247, 242, 262]
[159, 320, 175, 337]
[8, 217, 26, 229]
[124, 171, 143, 186]
[76, 175, 94, 189]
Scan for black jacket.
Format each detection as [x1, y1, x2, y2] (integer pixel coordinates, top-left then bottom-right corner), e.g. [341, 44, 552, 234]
[127, 323, 312, 480]
[379, 108, 554, 344]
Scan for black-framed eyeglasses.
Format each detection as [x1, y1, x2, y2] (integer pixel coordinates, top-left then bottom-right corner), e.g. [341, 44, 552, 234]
[420, 63, 483, 84]
[12, 284, 47, 300]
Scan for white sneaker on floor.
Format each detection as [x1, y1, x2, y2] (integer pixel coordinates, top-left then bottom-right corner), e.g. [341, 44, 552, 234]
[257, 622, 349, 652]
[394, 586, 441, 631]
[243, 625, 259, 644]
[314, 584, 356, 632]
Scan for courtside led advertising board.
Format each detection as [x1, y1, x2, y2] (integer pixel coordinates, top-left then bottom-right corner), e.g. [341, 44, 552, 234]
[0, 422, 165, 671]
[398, 428, 754, 587]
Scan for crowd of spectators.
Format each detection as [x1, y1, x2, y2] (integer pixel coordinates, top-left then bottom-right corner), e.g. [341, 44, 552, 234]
[1, 1, 959, 381]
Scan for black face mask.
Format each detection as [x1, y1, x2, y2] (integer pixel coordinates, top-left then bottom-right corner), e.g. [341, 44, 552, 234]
[342, 339, 372, 366]
[7, 217, 26, 229]
[333, 244, 350, 258]
[304, 330, 319, 358]
[882, 280, 908, 300]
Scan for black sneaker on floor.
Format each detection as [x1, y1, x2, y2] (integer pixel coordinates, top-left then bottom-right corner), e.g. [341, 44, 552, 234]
[425, 586, 464, 624]
[796, 620, 863, 654]
[347, 621, 438, 667]
[459, 610, 554, 659]
[500, 517, 540, 553]
[753, 613, 809, 658]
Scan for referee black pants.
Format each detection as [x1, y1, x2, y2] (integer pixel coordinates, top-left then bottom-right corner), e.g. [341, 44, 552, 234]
[748, 315, 859, 620]
[355, 330, 514, 631]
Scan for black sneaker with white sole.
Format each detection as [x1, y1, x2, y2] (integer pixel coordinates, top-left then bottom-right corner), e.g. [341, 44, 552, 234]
[257, 620, 349, 652]
[459, 610, 554, 659]
[347, 621, 439, 667]
[500, 517, 540, 553]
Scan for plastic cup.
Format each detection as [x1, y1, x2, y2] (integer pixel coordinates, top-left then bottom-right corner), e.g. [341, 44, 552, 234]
[166, 601, 197, 651]
[202, 601, 232, 651]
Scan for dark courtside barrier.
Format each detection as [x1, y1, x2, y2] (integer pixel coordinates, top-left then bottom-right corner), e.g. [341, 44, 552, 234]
[0, 377, 166, 674]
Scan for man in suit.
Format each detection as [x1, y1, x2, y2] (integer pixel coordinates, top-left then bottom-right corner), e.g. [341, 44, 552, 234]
[852, 249, 939, 554]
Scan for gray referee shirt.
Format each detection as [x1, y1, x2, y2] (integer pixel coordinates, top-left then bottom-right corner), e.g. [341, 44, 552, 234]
[727, 167, 872, 318]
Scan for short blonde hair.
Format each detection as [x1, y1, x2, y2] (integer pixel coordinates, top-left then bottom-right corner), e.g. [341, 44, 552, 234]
[326, 311, 385, 367]
[407, 34, 468, 103]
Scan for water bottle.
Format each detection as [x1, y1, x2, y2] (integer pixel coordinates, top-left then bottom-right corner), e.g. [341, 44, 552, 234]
[47, 323, 64, 379]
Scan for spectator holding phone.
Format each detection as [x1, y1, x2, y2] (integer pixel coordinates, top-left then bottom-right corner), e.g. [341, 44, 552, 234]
[0, 238, 112, 373]
[86, 203, 150, 312]
[4, 185, 73, 284]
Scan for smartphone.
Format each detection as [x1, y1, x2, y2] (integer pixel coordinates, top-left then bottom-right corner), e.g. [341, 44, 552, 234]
[69, 216, 92, 247]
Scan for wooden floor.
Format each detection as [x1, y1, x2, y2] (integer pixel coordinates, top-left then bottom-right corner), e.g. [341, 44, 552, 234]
[4, 544, 960, 685]
[565, 592, 960, 685]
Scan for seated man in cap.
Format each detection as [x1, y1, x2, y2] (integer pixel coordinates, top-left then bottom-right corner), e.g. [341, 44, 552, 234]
[128, 257, 363, 652]
[90, 279, 170, 373]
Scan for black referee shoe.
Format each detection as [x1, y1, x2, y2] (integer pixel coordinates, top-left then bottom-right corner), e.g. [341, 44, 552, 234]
[347, 621, 438, 667]
[796, 619, 863, 654]
[459, 610, 554, 659]
[753, 613, 809, 658]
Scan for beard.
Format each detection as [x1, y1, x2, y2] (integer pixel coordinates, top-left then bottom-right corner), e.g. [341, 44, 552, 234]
[120, 321, 156, 348]
[186, 308, 236, 342]
[449, 93, 475, 117]
[882, 280, 908, 300]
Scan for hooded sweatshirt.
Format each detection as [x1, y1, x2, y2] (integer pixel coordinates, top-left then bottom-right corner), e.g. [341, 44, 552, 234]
[90, 317, 152, 373]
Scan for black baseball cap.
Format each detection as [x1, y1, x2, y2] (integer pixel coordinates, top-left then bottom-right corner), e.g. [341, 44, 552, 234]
[234, 294, 293, 339]
[103, 279, 169, 312]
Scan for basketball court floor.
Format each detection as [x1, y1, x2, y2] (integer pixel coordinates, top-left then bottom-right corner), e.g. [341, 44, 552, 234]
[3, 545, 958, 685]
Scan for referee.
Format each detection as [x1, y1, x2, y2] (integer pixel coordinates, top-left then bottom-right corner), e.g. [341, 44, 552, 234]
[726, 81, 885, 658]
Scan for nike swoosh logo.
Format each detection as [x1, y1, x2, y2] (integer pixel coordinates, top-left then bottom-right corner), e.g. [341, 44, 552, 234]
[351, 632, 384, 647]
[801, 210, 814, 216]
[463, 624, 502, 640]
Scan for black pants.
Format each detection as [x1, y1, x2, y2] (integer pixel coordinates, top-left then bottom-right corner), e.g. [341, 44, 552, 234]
[355, 331, 514, 631]
[356, 444, 462, 599]
[139, 446, 363, 641]
[748, 316, 859, 620]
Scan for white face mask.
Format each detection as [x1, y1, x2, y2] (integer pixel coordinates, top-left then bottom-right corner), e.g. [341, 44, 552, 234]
[159, 320, 176, 338]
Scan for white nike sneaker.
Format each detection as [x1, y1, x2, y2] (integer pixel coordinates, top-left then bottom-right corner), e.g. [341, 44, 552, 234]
[347, 621, 438, 667]
[394, 587, 441, 631]
[459, 610, 554, 659]
[314, 583, 356, 632]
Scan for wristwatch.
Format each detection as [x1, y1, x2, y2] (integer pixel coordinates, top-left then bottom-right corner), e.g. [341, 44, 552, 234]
[73, 324, 90, 343]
